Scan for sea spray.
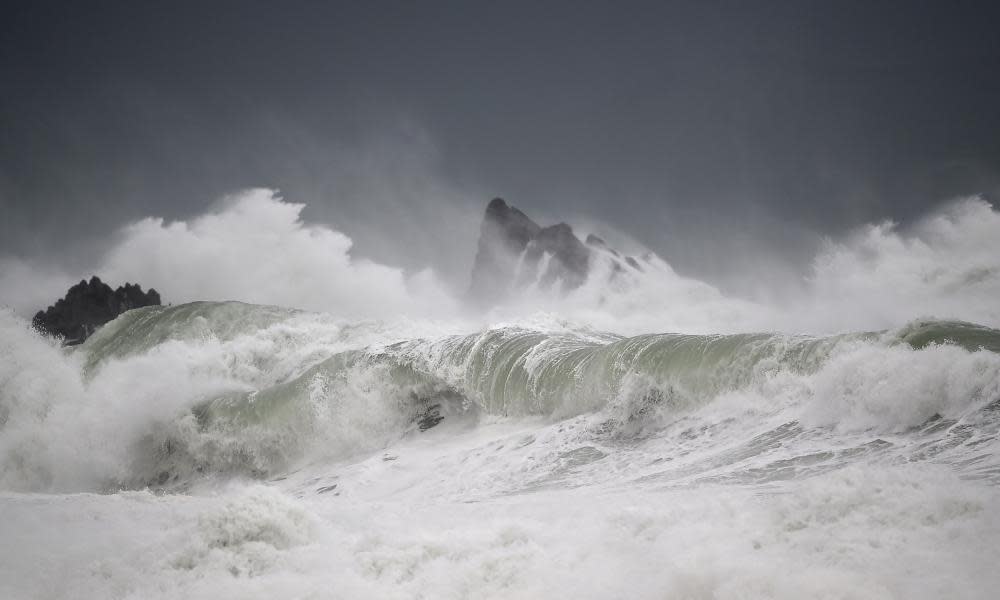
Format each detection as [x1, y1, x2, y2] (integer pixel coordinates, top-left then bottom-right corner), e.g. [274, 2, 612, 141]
[3, 303, 999, 493]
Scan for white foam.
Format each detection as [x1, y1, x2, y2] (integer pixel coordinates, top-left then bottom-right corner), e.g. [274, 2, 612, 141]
[2, 191, 1000, 597]
[1, 457, 996, 599]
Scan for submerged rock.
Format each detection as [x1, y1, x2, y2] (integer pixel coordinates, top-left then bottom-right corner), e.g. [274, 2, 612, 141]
[32, 276, 162, 344]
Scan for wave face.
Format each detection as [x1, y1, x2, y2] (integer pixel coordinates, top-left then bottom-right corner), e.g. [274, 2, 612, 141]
[3, 303, 999, 491]
[2, 303, 1000, 598]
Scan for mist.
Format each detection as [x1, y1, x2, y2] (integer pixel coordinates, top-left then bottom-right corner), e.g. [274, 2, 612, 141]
[4, 2, 1000, 314]
[4, 183, 998, 337]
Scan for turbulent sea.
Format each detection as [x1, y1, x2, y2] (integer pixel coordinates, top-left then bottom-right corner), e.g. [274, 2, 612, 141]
[4, 191, 1000, 598]
[2, 301, 1000, 599]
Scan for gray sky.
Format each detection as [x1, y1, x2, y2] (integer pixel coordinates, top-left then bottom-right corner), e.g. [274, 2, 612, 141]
[3, 0, 1000, 293]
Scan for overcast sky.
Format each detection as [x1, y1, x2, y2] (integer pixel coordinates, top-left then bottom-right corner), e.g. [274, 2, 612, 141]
[3, 0, 999, 294]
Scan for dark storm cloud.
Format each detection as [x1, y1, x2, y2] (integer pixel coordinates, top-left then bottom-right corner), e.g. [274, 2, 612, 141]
[3, 0, 1000, 290]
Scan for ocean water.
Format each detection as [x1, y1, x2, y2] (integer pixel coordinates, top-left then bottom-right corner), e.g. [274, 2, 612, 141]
[3, 191, 1000, 598]
[2, 300, 999, 599]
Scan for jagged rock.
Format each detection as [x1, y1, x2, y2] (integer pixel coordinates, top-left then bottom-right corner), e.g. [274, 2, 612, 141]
[522, 223, 590, 289]
[468, 198, 541, 303]
[32, 276, 162, 344]
[585, 234, 619, 257]
[468, 198, 641, 305]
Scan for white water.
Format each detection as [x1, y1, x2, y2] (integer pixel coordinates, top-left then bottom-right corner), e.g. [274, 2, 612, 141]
[3, 191, 1000, 599]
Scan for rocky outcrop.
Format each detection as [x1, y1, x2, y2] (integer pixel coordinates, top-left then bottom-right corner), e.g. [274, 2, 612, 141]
[33, 276, 162, 345]
[468, 198, 643, 305]
[468, 198, 542, 303]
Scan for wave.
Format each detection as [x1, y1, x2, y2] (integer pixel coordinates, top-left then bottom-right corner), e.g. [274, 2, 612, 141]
[3, 302, 1000, 494]
[4, 193, 1000, 598]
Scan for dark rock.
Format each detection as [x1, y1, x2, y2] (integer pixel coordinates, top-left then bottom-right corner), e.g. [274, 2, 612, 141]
[415, 403, 446, 431]
[32, 276, 162, 345]
[585, 234, 620, 257]
[527, 222, 590, 289]
[468, 197, 654, 306]
[409, 386, 475, 432]
[469, 198, 598, 304]
[468, 198, 542, 303]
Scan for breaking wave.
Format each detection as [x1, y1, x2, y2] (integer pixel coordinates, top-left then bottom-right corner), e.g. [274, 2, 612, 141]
[3, 302, 998, 493]
[4, 191, 1000, 598]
